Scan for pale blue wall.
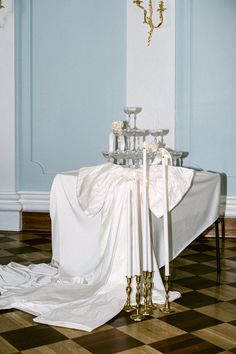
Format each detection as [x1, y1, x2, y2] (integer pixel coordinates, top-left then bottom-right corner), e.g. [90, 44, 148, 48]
[176, 0, 236, 195]
[15, 0, 126, 191]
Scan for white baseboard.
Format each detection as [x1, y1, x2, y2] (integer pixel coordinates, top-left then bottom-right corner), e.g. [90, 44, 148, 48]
[0, 193, 22, 231]
[0, 211, 21, 231]
[18, 191, 50, 212]
[220, 196, 236, 218]
[0, 191, 49, 231]
[0, 192, 235, 231]
[223, 196, 236, 218]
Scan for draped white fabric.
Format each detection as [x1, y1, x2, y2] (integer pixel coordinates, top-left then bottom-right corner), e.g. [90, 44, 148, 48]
[0, 163, 220, 331]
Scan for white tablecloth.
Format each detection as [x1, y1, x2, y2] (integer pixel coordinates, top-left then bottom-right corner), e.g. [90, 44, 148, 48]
[0, 163, 220, 331]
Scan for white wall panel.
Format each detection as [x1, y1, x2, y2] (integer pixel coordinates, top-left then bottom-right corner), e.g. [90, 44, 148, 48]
[0, 0, 15, 191]
[126, 0, 175, 149]
[176, 0, 236, 196]
[16, 0, 126, 191]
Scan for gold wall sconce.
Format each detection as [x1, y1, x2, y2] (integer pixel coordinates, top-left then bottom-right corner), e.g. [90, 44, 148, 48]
[133, 0, 167, 45]
[0, 0, 13, 28]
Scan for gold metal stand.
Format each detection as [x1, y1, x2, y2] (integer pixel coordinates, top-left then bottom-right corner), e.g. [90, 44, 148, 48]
[160, 275, 175, 314]
[141, 271, 152, 316]
[147, 271, 157, 310]
[130, 275, 145, 321]
[123, 276, 135, 313]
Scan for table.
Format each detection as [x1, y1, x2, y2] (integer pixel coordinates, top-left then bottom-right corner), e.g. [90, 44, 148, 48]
[51, 163, 220, 277]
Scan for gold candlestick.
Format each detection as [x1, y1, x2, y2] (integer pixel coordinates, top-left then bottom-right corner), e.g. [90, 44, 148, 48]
[0, 0, 4, 9]
[147, 271, 157, 309]
[130, 275, 145, 321]
[141, 271, 152, 315]
[160, 275, 175, 314]
[123, 276, 135, 313]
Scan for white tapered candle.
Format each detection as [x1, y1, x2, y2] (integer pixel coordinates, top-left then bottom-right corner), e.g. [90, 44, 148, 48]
[142, 141, 148, 271]
[127, 187, 132, 277]
[133, 173, 141, 275]
[108, 132, 114, 153]
[162, 154, 170, 276]
[146, 204, 153, 272]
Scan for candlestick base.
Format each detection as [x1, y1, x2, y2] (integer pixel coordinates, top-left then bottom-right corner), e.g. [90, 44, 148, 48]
[159, 275, 175, 314]
[130, 312, 145, 321]
[141, 271, 152, 316]
[147, 271, 158, 310]
[123, 304, 135, 313]
[141, 305, 152, 316]
[159, 304, 175, 314]
[130, 275, 145, 322]
[148, 300, 158, 310]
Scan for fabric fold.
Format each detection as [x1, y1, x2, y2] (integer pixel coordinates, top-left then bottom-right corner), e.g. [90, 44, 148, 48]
[76, 162, 194, 218]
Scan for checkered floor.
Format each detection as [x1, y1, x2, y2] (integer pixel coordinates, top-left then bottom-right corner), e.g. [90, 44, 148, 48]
[0, 231, 235, 354]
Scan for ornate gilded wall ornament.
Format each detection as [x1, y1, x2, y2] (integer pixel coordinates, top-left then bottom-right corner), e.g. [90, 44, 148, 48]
[133, 0, 167, 45]
[0, 0, 4, 10]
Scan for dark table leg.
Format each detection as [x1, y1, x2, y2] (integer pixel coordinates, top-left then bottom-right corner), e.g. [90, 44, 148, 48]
[221, 217, 225, 240]
[215, 219, 221, 273]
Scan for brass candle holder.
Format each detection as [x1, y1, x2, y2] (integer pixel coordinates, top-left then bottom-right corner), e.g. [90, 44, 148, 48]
[123, 276, 135, 313]
[147, 271, 157, 310]
[160, 275, 175, 314]
[0, 0, 4, 9]
[130, 275, 145, 321]
[141, 271, 152, 316]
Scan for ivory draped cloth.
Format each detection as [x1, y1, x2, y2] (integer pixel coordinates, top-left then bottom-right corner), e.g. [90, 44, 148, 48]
[0, 163, 220, 331]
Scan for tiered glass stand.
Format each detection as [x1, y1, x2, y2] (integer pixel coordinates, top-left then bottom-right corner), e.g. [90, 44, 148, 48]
[103, 107, 187, 167]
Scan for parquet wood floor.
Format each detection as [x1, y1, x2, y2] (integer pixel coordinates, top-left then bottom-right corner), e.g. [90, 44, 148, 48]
[0, 230, 235, 354]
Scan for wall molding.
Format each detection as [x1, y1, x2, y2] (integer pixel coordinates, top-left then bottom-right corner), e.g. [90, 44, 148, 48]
[0, 191, 50, 212]
[0, 191, 235, 231]
[222, 196, 236, 218]
[0, 193, 21, 211]
[1, 192, 236, 216]
[0, 193, 21, 231]
[18, 191, 50, 212]
[0, 191, 49, 231]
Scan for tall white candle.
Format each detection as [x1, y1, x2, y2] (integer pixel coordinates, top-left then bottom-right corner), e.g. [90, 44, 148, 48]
[133, 173, 141, 275]
[127, 186, 132, 277]
[162, 153, 170, 276]
[142, 141, 148, 271]
[145, 145, 153, 272]
[146, 205, 153, 272]
[120, 135, 125, 151]
[109, 132, 114, 153]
